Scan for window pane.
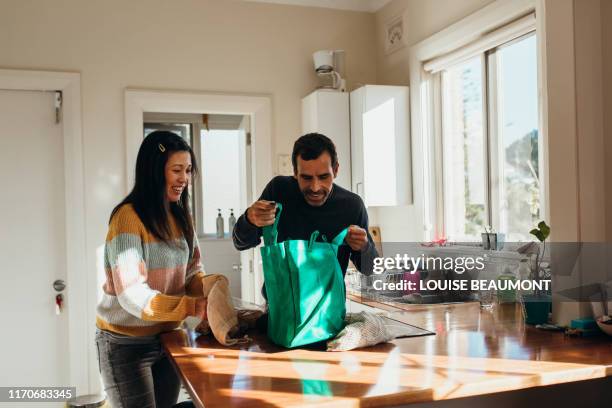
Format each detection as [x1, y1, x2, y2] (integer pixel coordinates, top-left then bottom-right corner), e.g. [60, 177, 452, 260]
[495, 34, 540, 240]
[442, 57, 486, 240]
[201, 129, 244, 234]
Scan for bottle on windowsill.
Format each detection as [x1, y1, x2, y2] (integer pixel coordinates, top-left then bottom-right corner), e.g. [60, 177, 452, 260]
[228, 209, 236, 234]
[216, 209, 224, 239]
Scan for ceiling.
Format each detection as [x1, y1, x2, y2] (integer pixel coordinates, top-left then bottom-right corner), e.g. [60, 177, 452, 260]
[241, 0, 392, 13]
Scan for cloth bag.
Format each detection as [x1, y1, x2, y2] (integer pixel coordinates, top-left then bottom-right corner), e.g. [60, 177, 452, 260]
[202, 275, 250, 346]
[326, 312, 395, 351]
[261, 203, 347, 348]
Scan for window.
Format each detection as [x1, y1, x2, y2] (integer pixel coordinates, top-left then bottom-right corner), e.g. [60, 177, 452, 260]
[200, 128, 246, 235]
[490, 34, 540, 241]
[441, 56, 487, 240]
[435, 29, 542, 241]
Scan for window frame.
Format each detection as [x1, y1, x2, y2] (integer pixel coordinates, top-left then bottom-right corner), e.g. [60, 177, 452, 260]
[435, 30, 543, 241]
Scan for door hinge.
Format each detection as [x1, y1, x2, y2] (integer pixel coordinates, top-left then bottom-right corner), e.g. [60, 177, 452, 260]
[246, 132, 252, 146]
[54, 91, 63, 124]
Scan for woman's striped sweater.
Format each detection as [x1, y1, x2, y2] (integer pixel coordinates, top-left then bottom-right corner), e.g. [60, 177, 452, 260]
[96, 204, 207, 336]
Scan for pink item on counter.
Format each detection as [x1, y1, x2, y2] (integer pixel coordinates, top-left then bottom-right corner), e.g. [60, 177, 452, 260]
[403, 271, 420, 294]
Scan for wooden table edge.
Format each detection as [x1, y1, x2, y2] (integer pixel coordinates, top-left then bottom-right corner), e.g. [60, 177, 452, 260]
[162, 337, 205, 408]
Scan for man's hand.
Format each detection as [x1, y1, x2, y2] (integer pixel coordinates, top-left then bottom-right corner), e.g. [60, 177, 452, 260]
[246, 200, 277, 227]
[346, 225, 368, 251]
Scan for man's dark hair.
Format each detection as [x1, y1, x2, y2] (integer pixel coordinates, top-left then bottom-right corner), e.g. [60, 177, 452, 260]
[291, 133, 338, 172]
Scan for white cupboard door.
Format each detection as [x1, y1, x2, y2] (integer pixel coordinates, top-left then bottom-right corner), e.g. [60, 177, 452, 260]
[351, 85, 411, 207]
[350, 88, 365, 198]
[302, 90, 351, 190]
[0, 90, 69, 407]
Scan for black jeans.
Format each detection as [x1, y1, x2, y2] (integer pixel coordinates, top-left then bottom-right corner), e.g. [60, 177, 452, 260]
[96, 329, 180, 408]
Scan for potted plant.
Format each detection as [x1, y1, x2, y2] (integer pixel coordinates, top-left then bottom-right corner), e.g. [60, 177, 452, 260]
[520, 221, 552, 324]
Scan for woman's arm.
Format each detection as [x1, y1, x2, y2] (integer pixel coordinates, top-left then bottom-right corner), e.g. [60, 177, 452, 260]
[185, 237, 206, 297]
[107, 207, 206, 322]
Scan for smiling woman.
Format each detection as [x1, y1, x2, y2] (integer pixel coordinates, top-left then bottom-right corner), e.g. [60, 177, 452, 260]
[165, 151, 192, 204]
[96, 131, 206, 407]
[95, 131, 245, 408]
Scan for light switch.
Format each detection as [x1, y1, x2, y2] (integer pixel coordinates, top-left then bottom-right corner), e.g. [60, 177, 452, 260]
[277, 154, 292, 175]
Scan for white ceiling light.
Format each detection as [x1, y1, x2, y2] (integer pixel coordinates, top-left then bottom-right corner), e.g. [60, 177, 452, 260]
[240, 0, 392, 13]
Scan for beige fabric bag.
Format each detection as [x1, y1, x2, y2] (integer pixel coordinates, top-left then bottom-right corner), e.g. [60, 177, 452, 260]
[198, 275, 250, 346]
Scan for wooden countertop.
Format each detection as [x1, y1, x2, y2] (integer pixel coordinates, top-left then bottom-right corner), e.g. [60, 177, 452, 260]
[161, 301, 612, 407]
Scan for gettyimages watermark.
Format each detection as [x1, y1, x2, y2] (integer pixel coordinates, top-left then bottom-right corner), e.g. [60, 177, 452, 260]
[353, 242, 612, 304]
[370, 274, 550, 293]
[369, 251, 549, 293]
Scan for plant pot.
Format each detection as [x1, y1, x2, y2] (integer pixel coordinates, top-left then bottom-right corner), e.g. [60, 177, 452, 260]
[522, 294, 552, 325]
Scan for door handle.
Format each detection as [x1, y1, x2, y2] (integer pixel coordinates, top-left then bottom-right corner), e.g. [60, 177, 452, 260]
[53, 279, 66, 292]
[53, 280, 66, 315]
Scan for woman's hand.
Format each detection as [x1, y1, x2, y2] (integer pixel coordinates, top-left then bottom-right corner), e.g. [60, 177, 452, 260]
[193, 297, 209, 333]
[195, 318, 210, 334]
[194, 297, 207, 321]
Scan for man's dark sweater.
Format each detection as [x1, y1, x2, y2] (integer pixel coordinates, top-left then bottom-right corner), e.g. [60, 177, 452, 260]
[233, 176, 377, 276]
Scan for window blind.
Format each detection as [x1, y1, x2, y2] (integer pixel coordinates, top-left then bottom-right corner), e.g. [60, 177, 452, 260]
[423, 12, 536, 73]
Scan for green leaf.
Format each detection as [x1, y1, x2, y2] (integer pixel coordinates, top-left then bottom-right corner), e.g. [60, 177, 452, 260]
[539, 222, 550, 239]
[530, 228, 544, 242]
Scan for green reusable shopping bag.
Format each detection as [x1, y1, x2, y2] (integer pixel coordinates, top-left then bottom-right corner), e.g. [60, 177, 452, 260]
[261, 203, 348, 348]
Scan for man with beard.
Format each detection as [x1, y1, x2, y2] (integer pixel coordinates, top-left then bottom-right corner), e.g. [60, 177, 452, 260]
[233, 133, 377, 296]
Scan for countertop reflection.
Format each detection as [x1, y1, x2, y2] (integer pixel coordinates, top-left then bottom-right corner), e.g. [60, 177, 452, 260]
[162, 301, 612, 407]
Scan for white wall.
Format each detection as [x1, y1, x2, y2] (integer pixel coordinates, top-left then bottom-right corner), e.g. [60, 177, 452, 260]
[375, 0, 494, 85]
[572, 0, 605, 242]
[370, 0, 494, 241]
[0, 0, 377, 393]
[603, 0, 612, 241]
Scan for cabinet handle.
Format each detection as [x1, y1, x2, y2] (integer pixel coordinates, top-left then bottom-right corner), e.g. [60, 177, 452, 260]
[356, 182, 363, 197]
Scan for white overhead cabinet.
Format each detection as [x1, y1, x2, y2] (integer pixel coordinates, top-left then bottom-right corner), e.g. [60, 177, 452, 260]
[301, 86, 411, 206]
[301, 89, 351, 190]
[350, 85, 411, 207]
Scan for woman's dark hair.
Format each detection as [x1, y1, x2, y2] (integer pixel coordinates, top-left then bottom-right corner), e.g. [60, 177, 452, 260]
[291, 133, 338, 172]
[110, 131, 199, 254]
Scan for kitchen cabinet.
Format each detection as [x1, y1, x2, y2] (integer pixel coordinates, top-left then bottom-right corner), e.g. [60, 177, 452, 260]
[301, 89, 351, 190]
[350, 85, 411, 206]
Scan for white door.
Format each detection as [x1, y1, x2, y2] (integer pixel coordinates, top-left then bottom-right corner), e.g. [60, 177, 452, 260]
[0, 90, 69, 406]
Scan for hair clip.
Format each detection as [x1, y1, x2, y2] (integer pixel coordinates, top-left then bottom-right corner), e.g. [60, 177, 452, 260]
[158, 143, 166, 152]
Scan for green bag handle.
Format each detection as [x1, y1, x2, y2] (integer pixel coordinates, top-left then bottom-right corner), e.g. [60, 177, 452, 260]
[331, 227, 349, 247]
[308, 230, 320, 250]
[262, 203, 282, 246]
[263, 203, 349, 249]
[312, 228, 347, 250]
